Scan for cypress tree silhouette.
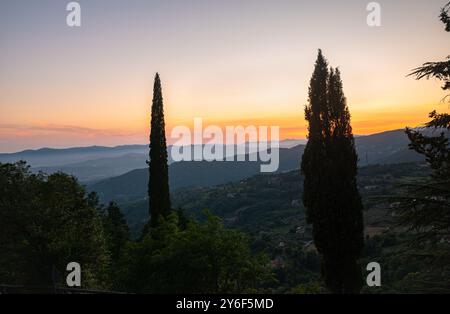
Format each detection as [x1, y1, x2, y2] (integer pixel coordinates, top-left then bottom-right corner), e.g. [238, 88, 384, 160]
[301, 50, 364, 293]
[147, 73, 171, 229]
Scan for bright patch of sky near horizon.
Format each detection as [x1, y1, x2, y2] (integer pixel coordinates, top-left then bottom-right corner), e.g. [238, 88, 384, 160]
[0, 0, 449, 152]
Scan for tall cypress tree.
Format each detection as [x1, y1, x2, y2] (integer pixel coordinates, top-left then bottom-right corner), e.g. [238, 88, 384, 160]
[301, 50, 364, 293]
[147, 73, 171, 228]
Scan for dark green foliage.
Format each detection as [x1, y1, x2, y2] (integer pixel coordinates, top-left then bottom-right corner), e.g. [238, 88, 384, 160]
[121, 169, 304, 237]
[148, 73, 171, 228]
[439, 2, 450, 32]
[289, 281, 327, 294]
[278, 242, 321, 290]
[166, 161, 442, 293]
[0, 161, 110, 288]
[399, 4, 450, 244]
[301, 50, 364, 293]
[378, 4, 450, 293]
[119, 212, 275, 293]
[0, 162, 278, 294]
[409, 1, 449, 96]
[100, 202, 130, 290]
[395, 119, 450, 243]
[361, 232, 450, 294]
[102, 202, 130, 262]
[409, 57, 450, 95]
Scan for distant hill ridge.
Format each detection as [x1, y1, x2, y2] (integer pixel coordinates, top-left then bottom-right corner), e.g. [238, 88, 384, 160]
[2, 128, 448, 183]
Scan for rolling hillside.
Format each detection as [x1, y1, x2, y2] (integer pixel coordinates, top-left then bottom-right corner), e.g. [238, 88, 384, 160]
[121, 162, 430, 236]
[36, 153, 148, 182]
[88, 145, 304, 204]
[0, 145, 148, 167]
[89, 129, 427, 205]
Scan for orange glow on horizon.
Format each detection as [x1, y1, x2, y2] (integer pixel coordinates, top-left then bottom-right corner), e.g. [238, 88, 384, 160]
[1, 0, 449, 153]
[3, 103, 444, 138]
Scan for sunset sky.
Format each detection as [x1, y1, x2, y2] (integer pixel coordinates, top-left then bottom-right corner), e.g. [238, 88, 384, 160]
[1, 0, 449, 152]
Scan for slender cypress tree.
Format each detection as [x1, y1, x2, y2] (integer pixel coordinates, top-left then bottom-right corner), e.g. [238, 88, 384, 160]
[301, 50, 364, 293]
[302, 49, 329, 241]
[147, 73, 171, 228]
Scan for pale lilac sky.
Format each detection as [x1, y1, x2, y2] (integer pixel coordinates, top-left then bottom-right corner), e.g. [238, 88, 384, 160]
[1, 0, 449, 152]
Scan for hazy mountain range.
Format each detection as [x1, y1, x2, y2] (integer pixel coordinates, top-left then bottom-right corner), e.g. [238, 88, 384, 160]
[89, 145, 305, 204]
[1, 128, 442, 232]
[0, 140, 306, 181]
[0, 128, 436, 185]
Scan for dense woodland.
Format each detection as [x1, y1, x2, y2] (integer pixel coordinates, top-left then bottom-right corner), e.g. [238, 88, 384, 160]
[0, 2, 449, 294]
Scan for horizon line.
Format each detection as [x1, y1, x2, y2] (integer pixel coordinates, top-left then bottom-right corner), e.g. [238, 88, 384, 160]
[0, 128, 409, 154]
